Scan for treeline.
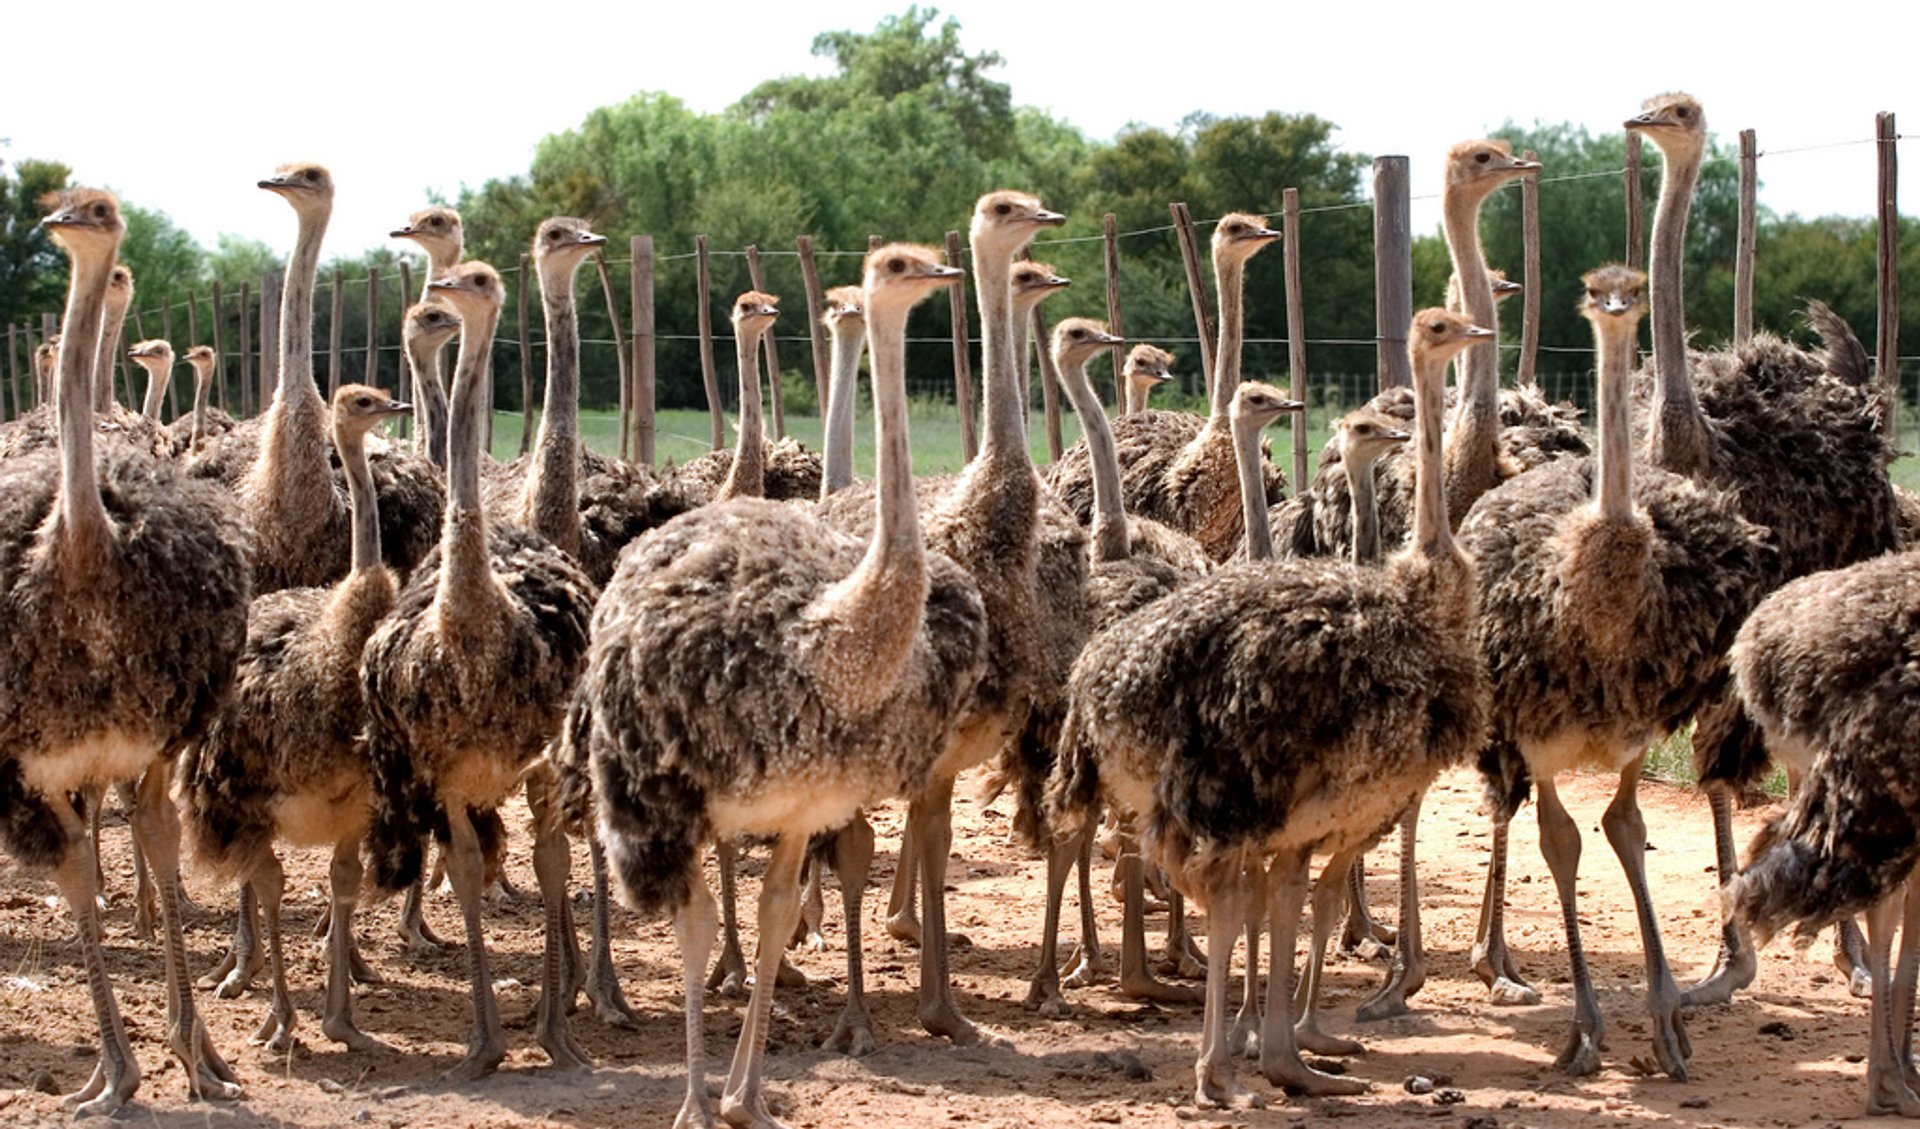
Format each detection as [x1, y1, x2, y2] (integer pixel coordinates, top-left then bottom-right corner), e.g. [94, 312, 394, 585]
[3, 6, 1914, 419]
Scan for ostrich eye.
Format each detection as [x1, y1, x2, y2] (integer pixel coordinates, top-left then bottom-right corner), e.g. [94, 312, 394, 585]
[993, 202, 1011, 216]
[1475, 152, 1490, 164]
[93, 203, 108, 218]
[1675, 106, 1691, 119]
[304, 168, 318, 181]
[888, 259, 905, 273]
[1430, 321, 1447, 332]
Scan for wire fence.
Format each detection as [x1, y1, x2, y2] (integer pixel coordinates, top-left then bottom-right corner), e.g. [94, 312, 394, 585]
[3, 124, 1913, 454]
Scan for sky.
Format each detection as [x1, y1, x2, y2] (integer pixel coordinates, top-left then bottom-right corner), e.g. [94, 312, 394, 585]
[4, 0, 1913, 261]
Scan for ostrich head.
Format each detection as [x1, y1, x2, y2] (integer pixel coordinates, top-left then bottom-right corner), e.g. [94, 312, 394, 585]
[1445, 141, 1541, 202]
[1012, 260, 1071, 309]
[1410, 308, 1495, 368]
[40, 188, 124, 256]
[1232, 380, 1306, 430]
[533, 216, 604, 280]
[1337, 409, 1412, 466]
[182, 344, 217, 376]
[259, 162, 334, 220]
[426, 261, 506, 322]
[1579, 264, 1650, 324]
[1051, 317, 1124, 369]
[864, 243, 965, 306]
[331, 382, 412, 439]
[403, 301, 461, 351]
[731, 290, 779, 338]
[822, 285, 865, 332]
[127, 338, 174, 369]
[1626, 93, 1706, 159]
[1211, 212, 1281, 263]
[971, 190, 1065, 259]
[1124, 344, 1175, 385]
[391, 206, 464, 258]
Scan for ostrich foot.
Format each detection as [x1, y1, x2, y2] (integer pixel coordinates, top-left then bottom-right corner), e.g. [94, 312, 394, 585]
[171, 1015, 244, 1102]
[1680, 943, 1756, 1009]
[919, 999, 1009, 1049]
[1194, 1061, 1262, 1110]
[1471, 937, 1540, 1006]
[438, 1035, 506, 1084]
[1647, 993, 1692, 1081]
[1554, 1015, 1604, 1077]
[824, 1003, 877, 1057]
[1119, 966, 1201, 1005]
[586, 961, 641, 1027]
[1060, 944, 1105, 989]
[1262, 1050, 1368, 1096]
[63, 1056, 138, 1118]
[720, 1090, 790, 1129]
[774, 957, 811, 988]
[1294, 1020, 1364, 1057]
[321, 1014, 394, 1054]
[251, 1006, 297, 1054]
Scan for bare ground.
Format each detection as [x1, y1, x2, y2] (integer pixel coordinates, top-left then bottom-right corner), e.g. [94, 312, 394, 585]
[0, 766, 1895, 1128]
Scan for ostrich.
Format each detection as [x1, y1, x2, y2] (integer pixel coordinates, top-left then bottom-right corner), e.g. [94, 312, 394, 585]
[2, 268, 171, 463]
[1023, 316, 1218, 1018]
[818, 284, 866, 498]
[1460, 265, 1776, 1079]
[168, 344, 236, 452]
[560, 242, 986, 1129]
[392, 206, 464, 459]
[1614, 92, 1903, 1008]
[179, 383, 412, 1054]
[0, 188, 250, 1115]
[93, 264, 132, 414]
[362, 261, 596, 1079]
[1121, 344, 1175, 415]
[400, 301, 458, 470]
[1726, 544, 1920, 1117]
[673, 291, 823, 502]
[33, 334, 58, 405]
[182, 167, 442, 583]
[127, 339, 173, 420]
[1049, 312, 1488, 1106]
[1048, 213, 1287, 561]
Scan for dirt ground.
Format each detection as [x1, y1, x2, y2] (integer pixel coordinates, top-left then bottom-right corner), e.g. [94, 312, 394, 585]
[0, 765, 1896, 1128]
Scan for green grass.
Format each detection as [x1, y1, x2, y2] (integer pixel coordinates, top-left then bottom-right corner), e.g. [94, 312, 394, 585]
[486, 405, 1335, 479]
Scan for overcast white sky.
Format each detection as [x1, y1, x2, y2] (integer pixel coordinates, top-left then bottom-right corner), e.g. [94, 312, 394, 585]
[4, 0, 1912, 260]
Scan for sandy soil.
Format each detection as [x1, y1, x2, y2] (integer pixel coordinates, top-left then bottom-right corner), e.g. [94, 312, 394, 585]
[0, 765, 1893, 1128]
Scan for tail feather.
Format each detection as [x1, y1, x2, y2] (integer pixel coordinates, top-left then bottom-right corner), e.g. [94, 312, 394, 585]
[595, 750, 706, 917]
[1805, 300, 1870, 387]
[365, 700, 432, 894]
[1044, 711, 1104, 844]
[1476, 736, 1532, 823]
[1731, 765, 1920, 943]
[1, 757, 67, 869]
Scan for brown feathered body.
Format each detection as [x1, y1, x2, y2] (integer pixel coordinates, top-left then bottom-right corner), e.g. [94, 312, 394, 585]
[186, 418, 443, 586]
[0, 402, 173, 461]
[1461, 458, 1778, 813]
[1277, 385, 1588, 558]
[672, 436, 822, 502]
[167, 404, 237, 454]
[364, 519, 595, 891]
[1726, 549, 1920, 938]
[0, 448, 251, 868]
[1050, 548, 1485, 898]
[179, 565, 394, 878]
[1047, 409, 1286, 561]
[484, 444, 707, 587]
[559, 498, 987, 913]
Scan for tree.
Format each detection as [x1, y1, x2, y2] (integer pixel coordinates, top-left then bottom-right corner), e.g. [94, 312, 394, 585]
[0, 158, 73, 333]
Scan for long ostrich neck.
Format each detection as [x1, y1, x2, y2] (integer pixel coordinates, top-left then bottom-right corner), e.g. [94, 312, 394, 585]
[977, 242, 1027, 458]
[1441, 182, 1501, 487]
[1347, 452, 1382, 565]
[717, 322, 765, 499]
[1208, 251, 1249, 422]
[275, 203, 327, 413]
[426, 244, 461, 291]
[139, 361, 166, 419]
[820, 321, 865, 498]
[1646, 138, 1708, 476]
[1059, 350, 1130, 562]
[55, 250, 112, 556]
[1125, 375, 1150, 415]
[1233, 410, 1274, 561]
[1411, 347, 1456, 559]
[1595, 315, 1638, 523]
[522, 258, 583, 553]
[440, 304, 501, 609]
[191, 364, 210, 441]
[92, 289, 129, 414]
[338, 423, 383, 574]
[406, 333, 450, 470]
[819, 291, 928, 704]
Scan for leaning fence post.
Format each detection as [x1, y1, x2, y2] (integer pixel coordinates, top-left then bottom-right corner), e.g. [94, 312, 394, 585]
[696, 235, 723, 450]
[1281, 189, 1311, 492]
[5, 324, 17, 420]
[796, 236, 830, 419]
[944, 230, 977, 464]
[327, 268, 343, 396]
[210, 281, 228, 414]
[1519, 148, 1543, 387]
[162, 302, 179, 420]
[1875, 111, 1900, 444]
[631, 236, 656, 466]
[1373, 156, 1412, 391]
[1170, 202, 1216, 401]
[1735, 130, 1758, 349]
[1103, 213, 1126, 412]
[238, 280, 253, 418]
[595, 248, 631, 458]
[744, 244, 783, 440]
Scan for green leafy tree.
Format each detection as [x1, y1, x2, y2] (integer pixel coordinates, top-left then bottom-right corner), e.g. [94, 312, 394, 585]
[0, 158, 74, 334]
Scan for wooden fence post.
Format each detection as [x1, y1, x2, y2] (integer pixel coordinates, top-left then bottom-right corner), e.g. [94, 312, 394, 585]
[1735, 129, 1758, 349]
[1373, 156, 1412, 391]
[260, 269, 280, 407]
[796, 236, 830, 418]
[944, 230, 977, 464]
[328, 268, 343, 396]
[1519, 148, 1542, 386]
[210, 281, 227, 414]
[238, 280, 252, 418]
[1625, 132, 1645, 271]
[5, 324, 16, 420]
[518, 252, 535, 457]
[1170, 202, 1216, 400]
[744, 245, 783, 440]
[1876, 111, 1900, 443]
[1281, 189, 1310, 491]
[1035, 305, 1063, 462]
[364, 265, 379, 385]
[695, 235, 723, 450]
[162, 303, 178, 420]
[396, 260, 413, 437]
[594, 249, 631, 457]
[1103, 213, 1125, 412]
[631, 236, 656, 466]
[26, 322, 42, 408]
